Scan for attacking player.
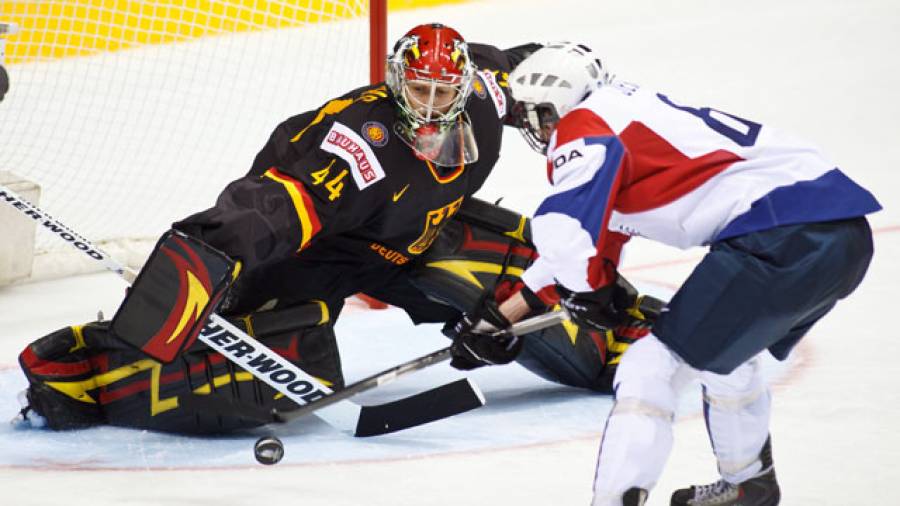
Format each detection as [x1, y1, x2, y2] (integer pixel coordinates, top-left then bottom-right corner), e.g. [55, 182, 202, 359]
[446, 43, 880, 505]
[14, 26, 649, 434]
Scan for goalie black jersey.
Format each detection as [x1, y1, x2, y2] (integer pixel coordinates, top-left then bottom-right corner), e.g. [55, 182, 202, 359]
[174, 43, 521, 315]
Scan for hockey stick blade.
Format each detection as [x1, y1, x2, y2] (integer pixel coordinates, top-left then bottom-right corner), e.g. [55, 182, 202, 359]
[179, 352, 483, 436]
[275, 347, 453, 424]
[354, 378, 484, 437]
[182, 377, 485, 437]
[272, 311, 570, 431]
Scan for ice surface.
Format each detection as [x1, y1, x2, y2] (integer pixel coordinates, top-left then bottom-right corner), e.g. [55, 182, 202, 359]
[0, 294, 795, 471]
[1, 0, 898, 504]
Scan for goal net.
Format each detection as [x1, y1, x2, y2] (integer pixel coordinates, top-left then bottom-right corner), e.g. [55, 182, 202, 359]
[0, 0, 381, 283]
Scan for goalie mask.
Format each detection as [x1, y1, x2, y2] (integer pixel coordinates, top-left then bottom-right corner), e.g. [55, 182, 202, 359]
[387, 23, 478, 166]
[508, 42, 611, 154]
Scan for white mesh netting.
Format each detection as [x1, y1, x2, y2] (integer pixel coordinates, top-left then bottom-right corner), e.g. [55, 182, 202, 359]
[0, 0, 371, 280]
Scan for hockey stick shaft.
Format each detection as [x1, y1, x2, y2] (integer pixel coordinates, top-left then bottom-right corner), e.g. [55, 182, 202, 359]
[0, 185, 360, 430]
[275, 273, 669, 424]
[276, 309, 571, 423]
[275, 347, 451, 423]
[0, 186, 138, 282]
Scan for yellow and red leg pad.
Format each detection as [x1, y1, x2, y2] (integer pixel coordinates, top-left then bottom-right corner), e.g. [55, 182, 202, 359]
[110, 229, 238, 363]
[18, 325, 107, 429]
[19, 303, 344, 434]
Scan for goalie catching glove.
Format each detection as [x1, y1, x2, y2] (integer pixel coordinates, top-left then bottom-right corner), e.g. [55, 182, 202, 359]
[443, 295, 522, 370]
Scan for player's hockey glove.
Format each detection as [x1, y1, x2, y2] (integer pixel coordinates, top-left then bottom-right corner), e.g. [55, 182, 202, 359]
[444, 296, 522, 370]
[557, 281, 637, 333]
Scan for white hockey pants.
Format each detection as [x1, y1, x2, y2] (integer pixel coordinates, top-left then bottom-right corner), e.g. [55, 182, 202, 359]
[590, 334, 771, 506]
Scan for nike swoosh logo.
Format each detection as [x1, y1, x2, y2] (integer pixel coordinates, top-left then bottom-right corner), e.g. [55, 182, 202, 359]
[392, 184, 409, 202]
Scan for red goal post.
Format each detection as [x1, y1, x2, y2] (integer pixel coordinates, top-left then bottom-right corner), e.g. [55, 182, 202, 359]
[370, 0, 387, 84]
[0, 0, 389, 284]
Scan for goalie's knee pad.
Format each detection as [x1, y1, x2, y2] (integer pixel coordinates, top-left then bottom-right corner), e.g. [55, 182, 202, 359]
[110, 229, 239, 363]
[18, 302, 342, 434]
[411, 198, 638, 393]
[410, 198, 537, 312]
[515, 323, 618, 392]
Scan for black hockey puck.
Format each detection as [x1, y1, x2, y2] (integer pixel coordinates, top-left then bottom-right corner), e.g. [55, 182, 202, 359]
[254, 436, 284, 465]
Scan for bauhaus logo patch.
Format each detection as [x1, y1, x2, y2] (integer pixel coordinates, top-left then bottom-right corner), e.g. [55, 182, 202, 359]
[321, 122, 385, 190]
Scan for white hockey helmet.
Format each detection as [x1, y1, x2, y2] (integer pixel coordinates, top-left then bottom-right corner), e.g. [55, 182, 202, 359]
[508, 42, 611, 153]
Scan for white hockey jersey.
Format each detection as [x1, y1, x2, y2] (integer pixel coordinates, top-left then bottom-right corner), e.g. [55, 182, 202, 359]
[521, 81, 881, 295]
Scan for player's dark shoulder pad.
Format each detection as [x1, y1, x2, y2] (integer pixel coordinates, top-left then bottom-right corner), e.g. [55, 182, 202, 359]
[469, 42, 543, 74]
[274, 83, 394, 154]
[470, 43, 513, 73]
[247, 84, 393, 177]
[467, 42, 542, 126]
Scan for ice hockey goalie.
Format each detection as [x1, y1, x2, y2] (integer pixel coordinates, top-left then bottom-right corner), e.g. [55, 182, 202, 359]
[15, 199, 649, 434]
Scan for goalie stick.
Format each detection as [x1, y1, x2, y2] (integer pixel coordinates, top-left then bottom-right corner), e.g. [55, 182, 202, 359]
[274, 294, 666, 432]
[273, 309, 569, 429]
[0, 184, 483, 436]
[178, 311, 570, 435]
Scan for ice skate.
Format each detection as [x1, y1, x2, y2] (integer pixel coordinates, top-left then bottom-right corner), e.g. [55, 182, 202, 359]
[670, 438, 779, 505]
[622, 487, 648, 506]
[10, 390, 46, 429]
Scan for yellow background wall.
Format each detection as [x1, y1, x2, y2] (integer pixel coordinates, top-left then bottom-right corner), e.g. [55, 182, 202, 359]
[1, 0, 469, 64]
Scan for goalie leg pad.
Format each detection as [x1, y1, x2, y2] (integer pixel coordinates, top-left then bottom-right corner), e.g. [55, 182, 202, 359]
[19, 303, 344, 434]
[456, 197, 534, 246]
[411, 211, 537, 315]
[17, 324, 119, 429]
[110, 229, 238, 363]
[412, 204, 633, 392]
[515, 324, 615, 393]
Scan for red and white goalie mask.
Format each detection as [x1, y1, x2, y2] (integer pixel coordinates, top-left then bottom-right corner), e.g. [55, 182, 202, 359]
[387, 23, 478, 166]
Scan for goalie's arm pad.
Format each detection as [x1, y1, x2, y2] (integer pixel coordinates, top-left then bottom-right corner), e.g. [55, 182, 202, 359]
[469, 42, 543, 75]
[469, 42, 540, 124]
[177, 109, 380, 267]
[174, 170, 323, 264]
